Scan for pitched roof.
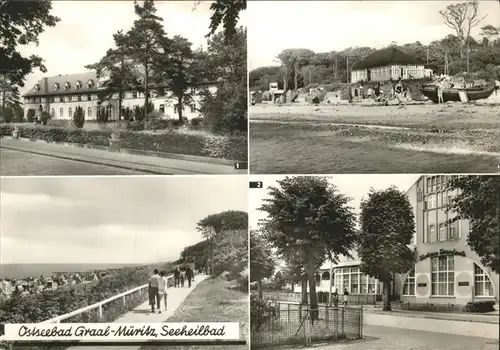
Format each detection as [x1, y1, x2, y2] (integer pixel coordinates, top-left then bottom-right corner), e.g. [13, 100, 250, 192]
[353, 46, 424, 70]
[23, 72, 101, 97]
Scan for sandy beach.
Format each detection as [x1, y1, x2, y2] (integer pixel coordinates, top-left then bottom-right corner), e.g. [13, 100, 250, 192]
[250, 98, 500, 131]
[249, 97, 500, 174]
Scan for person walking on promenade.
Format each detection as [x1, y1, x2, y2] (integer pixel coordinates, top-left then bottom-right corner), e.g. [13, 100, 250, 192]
[158, 271, 168, 311]
[395, 78, 406, 109]
[149, 269, 161, 313]
[174, 266, 180, 287]
[186, 266, 193, 288]
[180, 272, 185, 287]
[343, 288, 350, 307]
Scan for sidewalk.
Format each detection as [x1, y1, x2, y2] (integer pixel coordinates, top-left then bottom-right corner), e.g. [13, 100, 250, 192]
[364, 307, 499, 324]
[67, 274, 209, 350]
[0, 138, 244, 175]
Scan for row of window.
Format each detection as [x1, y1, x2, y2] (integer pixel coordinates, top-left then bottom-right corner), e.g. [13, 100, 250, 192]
[51, 106, 113, 119]
[427, 221, 459, 243]
[49, 104, 197, 119]
[402, 257, 494, 297]
[334, 267, 382, 295]
[425, 190, 457, 210]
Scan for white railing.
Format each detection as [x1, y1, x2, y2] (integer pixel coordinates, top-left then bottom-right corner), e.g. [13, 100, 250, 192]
[43, 271, 185, 323]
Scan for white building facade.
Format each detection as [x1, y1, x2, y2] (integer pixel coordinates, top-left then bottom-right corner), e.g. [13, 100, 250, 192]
[22, 72, 217, 121]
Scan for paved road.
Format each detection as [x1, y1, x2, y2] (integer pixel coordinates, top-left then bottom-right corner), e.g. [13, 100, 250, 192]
[66, 275, 209, 350]
[302, 325, 499, 350]
[1, 148, 149, 175]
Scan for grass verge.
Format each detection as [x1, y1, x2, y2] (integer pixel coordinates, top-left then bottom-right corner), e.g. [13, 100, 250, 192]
[140, 276, 248, 350]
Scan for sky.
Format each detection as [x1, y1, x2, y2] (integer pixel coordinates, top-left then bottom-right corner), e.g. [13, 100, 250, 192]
[0, 176, 248, 265]
[248, 0, 499, 70]
[18, 0, 247, 96]
[249, 174, 420, 230]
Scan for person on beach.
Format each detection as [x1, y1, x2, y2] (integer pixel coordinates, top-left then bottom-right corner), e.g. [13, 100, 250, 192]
[185, 266, 193, 288]
[436, 79, 444, 104]
[367, 86, 373, 99]
[174, 266, 180, 287]
[158, 271, 168, 311]
[395, 79, 406, 109]
[149, 269, 161, 313]
[343, 288, 350, 306]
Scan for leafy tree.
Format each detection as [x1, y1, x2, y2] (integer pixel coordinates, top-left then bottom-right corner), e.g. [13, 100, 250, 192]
[0, 107, 13, 123]
[0, 76, 21, 111]
[358, 187, 415, 311]
[197, 210, 248, 274]
[259, 176, 357, 320]
[205, 0, 246, 42]
[250, 230, 275, 298]
[13, 105, 24, 122]
[73, 106, 85, 128]
[212, 229, 248, 280]
[96, 106, 108, 125]
[201, 27, 247, 134]
[155, 35, 197, 124]
[270, 271, 287, 291]
[124, 0, 167, 123]
[40, 111, 50, 125]
[447, 176, 500, 274]
[86, 30, 140, 122]
[0, 0, 60, 87]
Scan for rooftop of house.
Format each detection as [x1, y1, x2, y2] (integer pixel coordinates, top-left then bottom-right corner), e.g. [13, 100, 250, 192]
[23, 71, 220, 98]
[353, 46, 425, 70]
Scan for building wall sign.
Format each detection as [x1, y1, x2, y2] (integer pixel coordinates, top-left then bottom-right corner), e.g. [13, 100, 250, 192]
[458, 281, 469, 287]
[419, 249, 466, 261]
[417, 283, 427, 287]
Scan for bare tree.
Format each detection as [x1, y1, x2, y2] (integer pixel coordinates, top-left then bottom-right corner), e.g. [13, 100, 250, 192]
[439, 1, 487, 59]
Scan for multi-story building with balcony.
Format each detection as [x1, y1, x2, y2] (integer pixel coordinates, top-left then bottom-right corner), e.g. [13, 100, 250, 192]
[400, 175, 498, 306]
[22, 72, 217, 121]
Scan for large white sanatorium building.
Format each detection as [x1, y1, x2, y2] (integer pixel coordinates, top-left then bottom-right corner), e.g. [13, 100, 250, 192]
[22, 72, 217, 121]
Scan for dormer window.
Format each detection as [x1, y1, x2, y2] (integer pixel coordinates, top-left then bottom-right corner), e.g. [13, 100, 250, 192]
[75, 80, 82, 90]
[64, 82, 71, 91]
[34, 84, 40, 92]
[53, 83, 60, 91]
[87, 79, 94, 88]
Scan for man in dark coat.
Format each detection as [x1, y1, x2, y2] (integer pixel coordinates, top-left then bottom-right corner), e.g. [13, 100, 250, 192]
[174, 267, 180, 287]
[186, 266, 193, 288]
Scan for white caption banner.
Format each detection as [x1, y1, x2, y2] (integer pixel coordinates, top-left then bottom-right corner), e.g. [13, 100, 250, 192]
[4, 322, 239, 341]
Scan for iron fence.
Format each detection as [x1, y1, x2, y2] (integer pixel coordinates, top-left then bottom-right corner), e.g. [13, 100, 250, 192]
[262, 291, 377, 305]
[251, 302, 363, 349]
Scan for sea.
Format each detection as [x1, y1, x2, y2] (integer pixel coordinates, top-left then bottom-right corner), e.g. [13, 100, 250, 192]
[0, 263, 147, 279]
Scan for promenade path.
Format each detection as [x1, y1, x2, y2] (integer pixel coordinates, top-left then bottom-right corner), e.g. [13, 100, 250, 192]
[0, 138, 243, 175]
[67, 274, 209, 350]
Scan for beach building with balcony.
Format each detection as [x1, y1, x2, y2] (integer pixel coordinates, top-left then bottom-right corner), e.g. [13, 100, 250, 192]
[350, 46, 426, 83]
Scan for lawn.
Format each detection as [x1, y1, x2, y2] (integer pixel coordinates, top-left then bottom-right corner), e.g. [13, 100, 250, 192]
[250, 122, 500, 174]
[140, 276, 248, 350]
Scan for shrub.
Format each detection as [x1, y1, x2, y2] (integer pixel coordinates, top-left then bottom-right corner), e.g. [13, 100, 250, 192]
[464, 300, 495, 313]
[47, 120, 71, 128]
[0, 124, 14, 136]
[14, 106, 24, 122]
[126, 121, 145, 131]
[40, 111, 51, 126]
[250, 294, 278, 330]
[123, 107, 133, 122]
[190, 117, 203, 127]
[73, 106, 85, 128]
[133, 105, 143, 122]
[26, 109, 36, 123]
[6, 124, 247, 160]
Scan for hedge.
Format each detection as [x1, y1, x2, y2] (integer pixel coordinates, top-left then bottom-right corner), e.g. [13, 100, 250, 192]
[0, 124, 247, 161]
[464, 300, 495, 313]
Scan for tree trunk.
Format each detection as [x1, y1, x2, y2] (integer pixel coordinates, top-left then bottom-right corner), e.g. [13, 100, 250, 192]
[144, 64, 149, 124]
[294, 62, 298, 91]
[257, 279, 263, 299]
[382, 281, 391, 311]
[301, 275, 308, 305]
[177, 95, 183, 124]
[307, 258, 319, 321]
